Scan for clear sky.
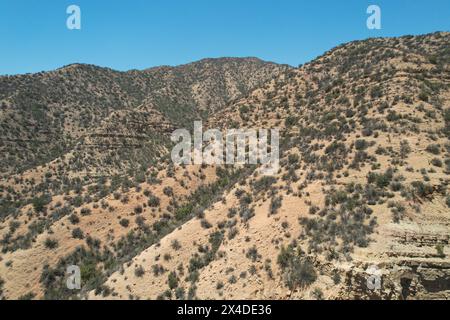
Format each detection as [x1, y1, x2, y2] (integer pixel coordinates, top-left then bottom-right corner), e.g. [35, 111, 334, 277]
[1, 0, 449, 75]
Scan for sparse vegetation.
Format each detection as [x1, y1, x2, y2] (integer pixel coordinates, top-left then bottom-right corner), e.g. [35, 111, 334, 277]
[0, 32, 449, 301]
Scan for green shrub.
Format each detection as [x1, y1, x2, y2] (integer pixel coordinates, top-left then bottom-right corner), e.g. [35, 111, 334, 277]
[400, 140, 411, 159]
[367, 169, 393, 188]
[246, 246, 260, 262]
[355, 139, 368, 151]
[168, 271, 178, 290]
[135, 265, 145, 277]
[277, 246, 316, 290]
[426, 144, 440, 155]
[72, 227, 84, 239]
[435, 244, 445, 257]
[311, 287, 324, 300]
[252, 176, 277, 195]
[418, 91, 429, 102]
[288, 154, 300, 164]
[325, 141, 346, 155]
[227, 227, 238, 240]
[175, 287, 185, 300]
[200, 219, 212, 229]
[175, 204, 193, 220]
[44, 238, 58, 249]
[269, 196, 283, 215]
[0, 277, 4, 298]
[228, 275, 237, 284]
[32, 195, 51, 213]
[431, 158, 442, 167]
[389, 201, 406, 223]
[285, 115, 298, 127]
[18, 292, 36, 300]
[411, 181, 434, 198]
[239, 105, 250, 115]
[69, 214, 80, 225]
[171, 239, 181, 250]
[80, 208, 91, 216]
[119, 218, 130, 228]
[163, 187, 174, 197]
[147, 195, 160, 207]
[332, 272, 341, 285]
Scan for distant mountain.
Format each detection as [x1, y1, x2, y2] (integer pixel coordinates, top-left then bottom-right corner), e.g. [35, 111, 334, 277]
[0, 58, 289, 175]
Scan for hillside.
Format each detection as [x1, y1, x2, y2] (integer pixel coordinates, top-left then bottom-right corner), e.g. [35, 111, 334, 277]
[0, 58, 287, 174]
[0, 32, 449, 300]
[0, 58, 287, 216]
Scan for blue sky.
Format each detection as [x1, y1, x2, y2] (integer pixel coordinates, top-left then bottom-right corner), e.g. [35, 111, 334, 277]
[1, 0, 449, 75]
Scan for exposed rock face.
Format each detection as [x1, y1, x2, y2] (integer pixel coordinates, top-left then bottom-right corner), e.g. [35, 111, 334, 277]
[336, 261, 450, 300]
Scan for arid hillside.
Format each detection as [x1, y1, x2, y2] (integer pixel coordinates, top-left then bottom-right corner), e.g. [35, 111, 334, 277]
[0, 57, 288, 214]
[0, 32, 449, 300]
[0, 57, 288, 175]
